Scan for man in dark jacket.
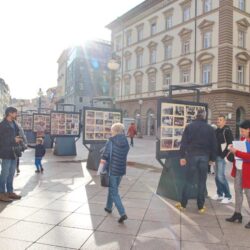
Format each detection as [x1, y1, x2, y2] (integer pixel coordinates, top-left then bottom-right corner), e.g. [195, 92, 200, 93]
[102, 123, 129, 223]
[213, 115, 233, 204]
[0, 107, 23, 202]
[176, 109, 217, 213]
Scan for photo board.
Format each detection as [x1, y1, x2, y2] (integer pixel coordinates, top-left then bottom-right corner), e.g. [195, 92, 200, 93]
[22, 114, 33, 131]
[82, 107, 122, 144]
[33, 113, 51, 133]
[157, 98, 207, 158]
[50, 111, 81, 137]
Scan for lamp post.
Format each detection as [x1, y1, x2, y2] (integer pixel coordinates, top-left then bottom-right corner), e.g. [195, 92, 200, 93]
[107, 57, 120, 100]
[20, 100, 25, 125]
[138, 99, 143, 138]
[37, 88, 43, 113]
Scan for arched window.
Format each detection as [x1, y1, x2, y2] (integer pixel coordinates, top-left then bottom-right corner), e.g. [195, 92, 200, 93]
[146, 109, 155, 136]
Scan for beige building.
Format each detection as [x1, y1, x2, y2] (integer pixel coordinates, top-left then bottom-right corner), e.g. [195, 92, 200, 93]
[107, 0, 250, 137]
[0, 78, 11, 119]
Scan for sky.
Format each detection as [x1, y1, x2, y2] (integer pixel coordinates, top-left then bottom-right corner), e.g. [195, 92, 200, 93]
[0, 0, 144, 99]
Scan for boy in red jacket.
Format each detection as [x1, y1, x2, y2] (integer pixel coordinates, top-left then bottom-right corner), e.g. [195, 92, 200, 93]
[127, 123, 137, 147]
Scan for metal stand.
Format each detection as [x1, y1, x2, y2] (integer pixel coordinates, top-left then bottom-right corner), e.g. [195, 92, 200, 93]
[54, 137, 77, 156]
[85, 143, 106, 170]
[44, 134, 53, 149]
[25, 131, 36, 144]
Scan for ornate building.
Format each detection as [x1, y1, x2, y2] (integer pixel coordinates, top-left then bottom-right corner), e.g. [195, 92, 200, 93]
[0, 78, 11, 119]
[107, 0, 250, 137]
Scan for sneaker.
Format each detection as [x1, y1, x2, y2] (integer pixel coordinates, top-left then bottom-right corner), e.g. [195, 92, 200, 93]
[0, 193, 13, 202]
[35, 170, 40, 173]
[221, 197, 232, 204]
[175, 202, 185, 211]
[41, 167, 44, 172]
[16, 168, 20, 174]
[118, 214, 128, 223]
[198, 207, 206, 214]
[104, 208, 112, 214]
[8, 193, 21, 200]
[212, 194, 224, 201]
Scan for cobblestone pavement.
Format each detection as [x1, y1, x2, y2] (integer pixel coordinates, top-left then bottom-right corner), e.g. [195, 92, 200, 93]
[0, 138, 249, 249]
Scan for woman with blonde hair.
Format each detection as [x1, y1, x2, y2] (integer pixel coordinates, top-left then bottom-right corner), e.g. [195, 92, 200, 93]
[101, 122, 129, 223]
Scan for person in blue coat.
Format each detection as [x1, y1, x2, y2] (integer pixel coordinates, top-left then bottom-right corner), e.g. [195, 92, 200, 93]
[101, 122, 129, 223]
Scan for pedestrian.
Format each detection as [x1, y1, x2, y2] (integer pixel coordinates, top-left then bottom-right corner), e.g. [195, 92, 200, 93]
[226, 120, 250, 229]
[127, 122, 137, 147]
[176, 109, 217, 213]
[101, 122, 129, 223]
[208, 124, 217, 174]
[0, 107, 23, 202]
[212, 115, 233, 204]
[28, 138, 46, 173]
[15, 120, 28, 174]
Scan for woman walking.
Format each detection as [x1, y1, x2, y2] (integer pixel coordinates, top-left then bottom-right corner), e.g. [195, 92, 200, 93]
[226, 120, 250, 228]
[101, 123, 129, 223]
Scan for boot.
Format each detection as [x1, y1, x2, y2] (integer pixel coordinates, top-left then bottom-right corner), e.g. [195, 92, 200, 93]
[245, 222, 250, 229]
[8, 193, 22, 200]
[0, 193, 13, 202]
[225, 212, 242, 223]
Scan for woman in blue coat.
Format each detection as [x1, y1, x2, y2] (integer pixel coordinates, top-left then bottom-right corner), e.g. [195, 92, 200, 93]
[101, 122, 129, 223]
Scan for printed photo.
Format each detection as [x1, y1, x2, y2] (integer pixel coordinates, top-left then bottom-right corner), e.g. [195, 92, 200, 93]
[161, 127, 173, 138]
[186, 116, 194, 124]
[86, 133, 94, 140]
[174, 117, 184, 127]
[162, 106, 174, 115]
[175, 106, 185, 116]
[186, 106, 196, 116]
[96, 119, 104, 125]
[105, 120, 113, 126]
[86, 119, 95, 125]
[95, 133, 104, 139]
[95, 111, 104, 119]
[161, 139, 173, 150]
[86, 111, 95, 118]
[162, 116, 173, 126]
[174, 128, 184, 137]
[173, 138, 181, 148]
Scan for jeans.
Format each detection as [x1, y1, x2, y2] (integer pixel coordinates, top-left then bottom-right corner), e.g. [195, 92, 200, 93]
[35, 157, 43, 170]
[130, 137, 134, 147]
[0, 159, 17, 193]
[106, 175, 125, 216]
[181, 155, 209, 209]
[215, 156, 231, 198]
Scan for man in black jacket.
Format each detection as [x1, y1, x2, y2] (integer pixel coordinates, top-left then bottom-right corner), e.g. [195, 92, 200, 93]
[176, 109, 217, 213]
[212, 115, 233, 204]
[0, 107, 23, 202]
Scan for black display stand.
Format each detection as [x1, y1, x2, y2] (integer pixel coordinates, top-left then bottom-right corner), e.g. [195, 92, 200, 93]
[86, 143, 106, 170]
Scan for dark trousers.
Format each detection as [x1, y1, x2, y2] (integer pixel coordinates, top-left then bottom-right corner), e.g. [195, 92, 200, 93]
[130, 137, 134, 147]
[181, 155, 209, 209]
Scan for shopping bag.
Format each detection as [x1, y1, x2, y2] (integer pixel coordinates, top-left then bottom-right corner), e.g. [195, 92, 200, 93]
[100, 170, 109, 187]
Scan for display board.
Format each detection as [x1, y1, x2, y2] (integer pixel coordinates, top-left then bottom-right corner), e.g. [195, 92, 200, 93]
[22, 114, 33, 131]
[50, 111, 80, 137]
[33, 113, 51, 133]
[157, 98, 207, 158]
[82, 107, 122, 144]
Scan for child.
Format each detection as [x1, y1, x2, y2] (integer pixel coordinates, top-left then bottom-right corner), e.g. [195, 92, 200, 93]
[28, 138, 46, 173]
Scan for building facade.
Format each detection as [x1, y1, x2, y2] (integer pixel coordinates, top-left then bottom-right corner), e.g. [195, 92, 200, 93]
[0, 78, 11, 119]
[107, 0, 250, 137]
[62, 41, 111, 111]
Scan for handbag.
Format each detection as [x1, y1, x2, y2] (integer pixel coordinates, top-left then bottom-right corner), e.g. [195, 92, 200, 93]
[222, 129, 234, 162]
[226, 152, 235, 163]
[100, 142, 112, 187]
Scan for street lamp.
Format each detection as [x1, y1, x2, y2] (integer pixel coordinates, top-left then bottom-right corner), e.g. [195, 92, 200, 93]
[37, 88, 43, 113]
[138, 99, 143, 138]
[107, 58, 120, 100]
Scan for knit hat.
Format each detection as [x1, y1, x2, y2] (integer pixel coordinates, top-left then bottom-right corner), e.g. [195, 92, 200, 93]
[239, 120, 250, 129]
[5, 107, 18, 116]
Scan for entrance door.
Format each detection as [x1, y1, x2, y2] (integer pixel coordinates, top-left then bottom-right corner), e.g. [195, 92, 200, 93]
[235, 107, 245, 139]
[146, 109, 155, 136]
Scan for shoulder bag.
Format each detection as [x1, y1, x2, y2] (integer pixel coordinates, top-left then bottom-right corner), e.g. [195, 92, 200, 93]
[100, 142, 112, 187]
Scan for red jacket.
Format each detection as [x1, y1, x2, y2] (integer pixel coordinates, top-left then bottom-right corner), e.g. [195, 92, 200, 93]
[231, 137, 250, 189]
[127, 125, 137, 137]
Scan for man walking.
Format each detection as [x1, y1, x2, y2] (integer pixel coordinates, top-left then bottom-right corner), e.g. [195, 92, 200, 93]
[0, 107, 23, 202]
[176, 109, 217, 213]
[213, 115, 233, 204]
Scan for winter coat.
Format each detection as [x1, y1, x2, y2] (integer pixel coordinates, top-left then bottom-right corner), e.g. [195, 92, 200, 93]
[102, 134, 130, 176]
[127, 124, 137, 138]
[0, 119, 19, 159]
[231, 137, 250, 189]
[215, 125, 234, 158]
[180, 118, 217, 161]
[28, 144, 46, 158]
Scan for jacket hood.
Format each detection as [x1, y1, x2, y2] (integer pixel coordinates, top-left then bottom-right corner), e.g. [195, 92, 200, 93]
[110, 134, 128, 148]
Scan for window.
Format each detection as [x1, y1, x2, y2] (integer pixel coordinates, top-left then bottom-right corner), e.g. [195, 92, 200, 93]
[204, 0, 212, 13]
[135, 77, 142, 94]
[115, 37, 121, 51]
[237, 65, 244, 84]
[151, 22, 157, 35]
[182, 70, 190, 83]
[115, 83, 120, 97]
[148, 73, 156, 92]
[166, 15, 172, 30]
[126, 32, 132, 47]
[238, 30, 245, 48]
[182, 41, 190, 54]
[183, 6, 190, 22]
[137, 27, 143, 41]
[203, 31, 212, 49]
[202, 64, 212, 84]
[124, 79, 130, 96]
[239, 0, 245, 11]
[163, 72, 172, 87]
[136, 53, 143, 68]
[79, 97, 83, 103]
[150, 49, 157, 64]
[164, 44, 172, 60]
[125, 57, 131, 71]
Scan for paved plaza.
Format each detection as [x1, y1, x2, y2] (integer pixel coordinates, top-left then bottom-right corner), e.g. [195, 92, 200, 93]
[0, 137, 249, 249]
